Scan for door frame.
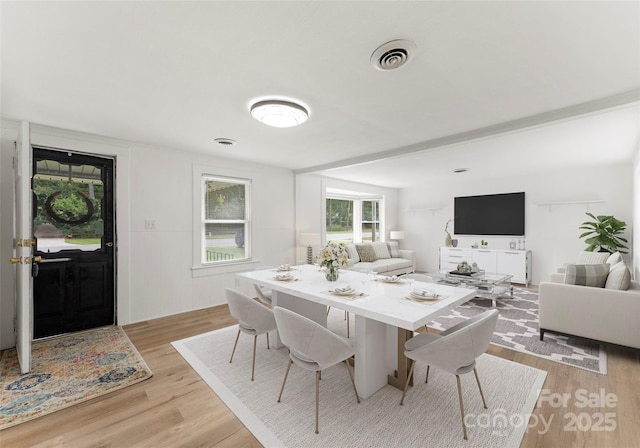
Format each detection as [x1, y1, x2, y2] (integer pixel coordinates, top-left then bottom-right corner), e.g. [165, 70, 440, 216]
[1, 122, 132, 353]
[14, 121, 33, 373]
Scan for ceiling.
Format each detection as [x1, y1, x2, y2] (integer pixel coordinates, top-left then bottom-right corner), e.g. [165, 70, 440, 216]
[2, 1, 639, 188]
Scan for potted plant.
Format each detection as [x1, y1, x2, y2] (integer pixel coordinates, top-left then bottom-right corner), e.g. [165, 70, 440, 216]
[579, 212, 628, 254]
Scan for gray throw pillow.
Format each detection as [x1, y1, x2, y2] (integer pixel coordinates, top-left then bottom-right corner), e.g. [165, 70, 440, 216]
[563, 264, 610, 288]
[356, 244, 377, 262]
[387, 241, 401, 258]
[371, 241, 390, 259]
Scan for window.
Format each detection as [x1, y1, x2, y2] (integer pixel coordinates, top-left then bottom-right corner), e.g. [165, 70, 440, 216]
[326, 198, 354, 242]
[201, 175, 251, 264]
[325, 192, 383, 243]
[361, 200, 380, 242]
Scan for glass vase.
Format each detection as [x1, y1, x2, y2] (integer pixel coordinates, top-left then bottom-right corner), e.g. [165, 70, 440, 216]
[325, 267, 339, 282]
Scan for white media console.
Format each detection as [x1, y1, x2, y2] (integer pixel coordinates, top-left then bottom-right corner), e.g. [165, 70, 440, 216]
[439, 247, 532, 286]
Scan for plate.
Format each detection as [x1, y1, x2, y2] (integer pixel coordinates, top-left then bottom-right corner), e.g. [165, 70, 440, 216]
[277, 265, 292, 272]
[377, 276, 401, 283]
[331, 287, 356, 296]
[410, 289, 438, 301]
[408, 293, 440, 302]
[274, 274, 294, 281]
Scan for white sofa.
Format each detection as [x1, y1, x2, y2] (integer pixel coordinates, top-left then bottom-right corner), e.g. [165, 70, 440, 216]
[343, 242, 415, 276]
[539, 252, 639, 349]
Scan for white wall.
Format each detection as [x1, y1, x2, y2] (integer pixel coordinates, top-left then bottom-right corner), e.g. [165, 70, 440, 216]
[633, 142, 640, 280]
[0, 121, 295, 349]
[295, 174, 399, 260]
[399, 164, 633, 285]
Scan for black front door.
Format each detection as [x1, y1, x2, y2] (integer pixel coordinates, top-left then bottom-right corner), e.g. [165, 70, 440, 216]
[32, 147, 115, 339]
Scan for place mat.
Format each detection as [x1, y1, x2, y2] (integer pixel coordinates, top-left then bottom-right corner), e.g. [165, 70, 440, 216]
[323, 290, 368, 299]
[374, 278, 407, 284]
[405, 294, 447, 303]
[272, 277, 300, 282]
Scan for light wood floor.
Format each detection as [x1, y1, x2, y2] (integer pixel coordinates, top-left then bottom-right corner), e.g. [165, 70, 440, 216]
[1, 303, 639, 448]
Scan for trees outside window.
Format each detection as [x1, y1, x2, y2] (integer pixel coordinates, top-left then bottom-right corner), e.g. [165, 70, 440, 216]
[325, 196, 382, 243]
[202, 176, 250, 264]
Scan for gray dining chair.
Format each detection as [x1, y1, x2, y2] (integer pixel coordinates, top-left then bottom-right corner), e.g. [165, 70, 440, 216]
[399, 309, 499, 440]
[253, 266, 275, 305]
[273, 306, 360, 434]
[226, 288, 277, 381]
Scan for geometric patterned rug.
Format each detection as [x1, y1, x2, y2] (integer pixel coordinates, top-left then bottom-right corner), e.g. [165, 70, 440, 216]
[429, 288, 607, 374]
[0, 326, 152, 430]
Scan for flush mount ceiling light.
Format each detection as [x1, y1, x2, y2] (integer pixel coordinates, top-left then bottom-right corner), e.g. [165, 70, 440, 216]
[371, 39, 417, 71]
[250, 100, 309, 128]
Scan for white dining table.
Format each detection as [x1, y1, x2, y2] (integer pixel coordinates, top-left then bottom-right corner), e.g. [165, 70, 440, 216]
[236, 265, 476, 399]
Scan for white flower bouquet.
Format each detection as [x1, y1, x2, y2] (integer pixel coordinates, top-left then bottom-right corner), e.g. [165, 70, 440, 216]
[319, 241, 348, 281]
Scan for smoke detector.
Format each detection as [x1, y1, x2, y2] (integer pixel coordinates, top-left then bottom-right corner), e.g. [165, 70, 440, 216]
[371, 39, 417, 71]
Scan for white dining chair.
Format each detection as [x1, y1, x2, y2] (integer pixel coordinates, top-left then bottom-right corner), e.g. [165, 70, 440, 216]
[399, 309, 499, 440]
[273, 306, 360, 434]
[226, 288, 277, 381]
[253, 266, 275, 305]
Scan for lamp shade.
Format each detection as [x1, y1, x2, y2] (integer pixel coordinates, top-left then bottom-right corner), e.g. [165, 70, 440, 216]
[299, 233, 321, 246]
[390, 231, 405, 240]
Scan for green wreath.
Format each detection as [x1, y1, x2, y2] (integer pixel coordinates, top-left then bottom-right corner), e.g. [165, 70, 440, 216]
[44, 190, 95, 225]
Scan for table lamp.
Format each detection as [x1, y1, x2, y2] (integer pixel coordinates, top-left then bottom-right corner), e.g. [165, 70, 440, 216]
[299, 233, 321, 264]
[390, 231, 405, 241]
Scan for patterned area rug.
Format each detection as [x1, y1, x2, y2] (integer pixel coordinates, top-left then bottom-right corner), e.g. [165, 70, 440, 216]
[429, 288, 607, 374]
[0, 326, 152, 430]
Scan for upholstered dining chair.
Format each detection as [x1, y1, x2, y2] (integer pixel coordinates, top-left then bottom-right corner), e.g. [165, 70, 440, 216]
[253, 266, 275, 305]
[273, 306, 360, 434]
[399, 309, 499, 440]
[226, 288, 277, 381]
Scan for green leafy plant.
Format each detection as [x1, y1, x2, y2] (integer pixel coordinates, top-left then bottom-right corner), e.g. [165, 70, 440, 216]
[579, 212, 628, 254]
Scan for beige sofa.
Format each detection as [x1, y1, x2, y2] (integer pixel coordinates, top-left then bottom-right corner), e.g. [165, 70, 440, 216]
[343, 241, 415, 276]
[539, 252, 639, 349]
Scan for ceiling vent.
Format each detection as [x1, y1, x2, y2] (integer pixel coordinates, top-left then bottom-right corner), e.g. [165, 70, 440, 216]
[371, 39, 416, 71]
[214, 138, 236, 146]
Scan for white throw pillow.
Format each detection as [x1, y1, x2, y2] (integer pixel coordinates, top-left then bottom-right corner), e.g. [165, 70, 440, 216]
[604, 262, 631, 290]
[576, 251, 610, 265]
[606, 252, 623, 268]
[563, 264, 609, 288]
[371, 241, 391, 259]
[345, 243, 360, 263]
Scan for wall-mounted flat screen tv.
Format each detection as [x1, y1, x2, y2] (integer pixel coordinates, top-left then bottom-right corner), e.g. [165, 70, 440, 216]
[454, 192, 525, 236]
